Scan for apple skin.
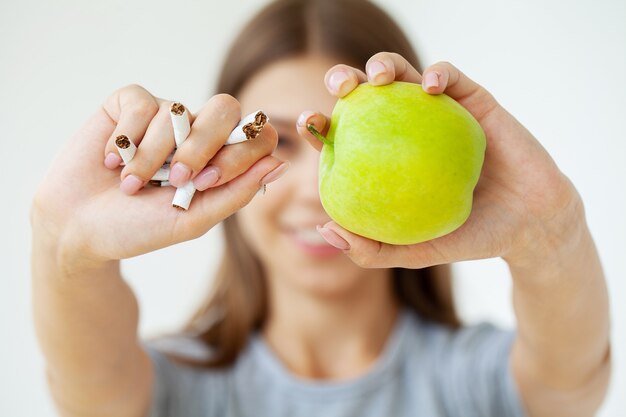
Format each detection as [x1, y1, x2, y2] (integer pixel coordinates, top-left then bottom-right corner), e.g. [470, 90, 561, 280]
[319, 81, 486, 245]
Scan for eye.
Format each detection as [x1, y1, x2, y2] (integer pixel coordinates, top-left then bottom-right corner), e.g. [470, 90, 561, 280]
[277, 135, 294, 149]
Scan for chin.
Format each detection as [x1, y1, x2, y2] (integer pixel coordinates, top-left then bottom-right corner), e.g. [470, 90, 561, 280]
[281, 262, 366, 298]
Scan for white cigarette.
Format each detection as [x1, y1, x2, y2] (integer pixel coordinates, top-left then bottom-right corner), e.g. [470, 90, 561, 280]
[172, 181, 196, 210]
[170, 102, 191, 147]
[226, 110, 269, 145]
[151, 164, 170, 181]
[149, 180, 171, 187]
[114, 135, 137, 165]
[168, 102, 196, 209]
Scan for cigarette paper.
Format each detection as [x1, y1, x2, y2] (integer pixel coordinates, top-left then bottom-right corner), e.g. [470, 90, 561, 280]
[169, 102, 196, 209]
[151, 164, 170, 181]
[226, 111, 268, 145]
[172, 181, 196, 210]
[115, 135, 137, 165]
[170, 102, 191, 147]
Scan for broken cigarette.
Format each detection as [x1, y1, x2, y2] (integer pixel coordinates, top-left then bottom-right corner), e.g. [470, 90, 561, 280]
[226, 110, 269, 145]
[149, 180, 171, 187]
[169, 103, 196, 210]
[172, 181, 196, 210]
[114, 135, 137, 165]
[170, 102, 191, 147]
[151, 164, 170, 181]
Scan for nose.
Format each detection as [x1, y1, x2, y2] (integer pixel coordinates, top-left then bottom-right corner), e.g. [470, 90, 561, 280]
[292, 145, 322, 203]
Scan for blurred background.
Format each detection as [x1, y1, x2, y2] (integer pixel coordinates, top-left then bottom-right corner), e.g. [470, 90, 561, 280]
[1, 0, 624, 415]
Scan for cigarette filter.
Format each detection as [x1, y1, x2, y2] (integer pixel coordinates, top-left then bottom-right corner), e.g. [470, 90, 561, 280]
[226, 111, 268, 145]
[170, 102, 191, 147]
[114, 135, 137, 165]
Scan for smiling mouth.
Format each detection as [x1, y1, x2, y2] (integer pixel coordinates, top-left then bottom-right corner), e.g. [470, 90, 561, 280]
[290, 228, 330, 246]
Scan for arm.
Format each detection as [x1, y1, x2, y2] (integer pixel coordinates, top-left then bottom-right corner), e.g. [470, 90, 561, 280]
[31, 85, 282, 416]
[506, 202, 610, 417]
[298, 53, 611, 416]
[31, 214, 152, 417]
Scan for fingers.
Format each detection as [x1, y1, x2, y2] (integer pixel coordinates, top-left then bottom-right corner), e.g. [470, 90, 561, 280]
[192, 123, 279, 191]
[317, 221, 451, 269]
[296, 111, 330, 152]
[420, 61, 500, 122]
[365, 52, 423, 86]
[324, 64, 367, 97]
[117, 101, 182, 192]
[168, 94, 241, 188]
[175, 155, 286, 239]
[102, 84, 160, 168]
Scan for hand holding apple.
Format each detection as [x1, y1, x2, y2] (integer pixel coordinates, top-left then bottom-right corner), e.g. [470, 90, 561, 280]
[309, 81, 486, 245]
[297, 53, 584, 269]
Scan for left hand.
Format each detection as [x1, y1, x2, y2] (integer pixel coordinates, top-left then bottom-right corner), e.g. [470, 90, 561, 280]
[297, 52, 585, 270]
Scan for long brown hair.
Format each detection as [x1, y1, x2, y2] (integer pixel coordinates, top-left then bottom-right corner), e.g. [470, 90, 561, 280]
[180, 0, 460, 368]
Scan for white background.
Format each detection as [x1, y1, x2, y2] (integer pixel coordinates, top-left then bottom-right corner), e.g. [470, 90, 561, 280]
[1, 0, 625, 415]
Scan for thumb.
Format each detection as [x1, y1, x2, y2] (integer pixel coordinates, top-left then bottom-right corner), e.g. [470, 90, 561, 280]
[173, 155, 286, 240]
[317, 221, 458, 269]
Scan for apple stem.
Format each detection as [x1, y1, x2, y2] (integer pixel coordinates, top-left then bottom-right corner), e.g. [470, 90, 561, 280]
[307, 124, 333, 146]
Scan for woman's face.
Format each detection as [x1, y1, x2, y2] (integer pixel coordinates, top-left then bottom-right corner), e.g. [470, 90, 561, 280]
[237, 55, 380, 296]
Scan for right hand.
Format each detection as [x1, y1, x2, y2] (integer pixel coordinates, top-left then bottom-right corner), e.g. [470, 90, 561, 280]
[31, 84, 283, 271]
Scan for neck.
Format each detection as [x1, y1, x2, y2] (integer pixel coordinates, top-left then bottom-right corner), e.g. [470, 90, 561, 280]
[262, 268, 399, 380]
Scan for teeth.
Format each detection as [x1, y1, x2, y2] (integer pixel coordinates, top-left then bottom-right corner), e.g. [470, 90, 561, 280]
[294, 228, 328, 245]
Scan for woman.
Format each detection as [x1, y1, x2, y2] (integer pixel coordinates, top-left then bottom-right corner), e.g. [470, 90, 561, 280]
[31, 0, 610, 416]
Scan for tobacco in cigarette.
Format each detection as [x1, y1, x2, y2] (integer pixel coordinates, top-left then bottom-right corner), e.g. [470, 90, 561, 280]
[115, 134, 137, 165]
[149, 180, 171, 187]
[226, 110, 269, 145]
[170, 102, 191, 148]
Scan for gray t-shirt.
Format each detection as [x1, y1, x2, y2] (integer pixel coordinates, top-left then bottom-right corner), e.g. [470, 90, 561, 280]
[144, 310, 527, 417]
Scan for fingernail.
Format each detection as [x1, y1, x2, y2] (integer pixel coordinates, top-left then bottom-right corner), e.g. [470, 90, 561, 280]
[328, 71, 349, 94]
[120, 175, 145, 195]
[193, 166, 221, 191]
[104, 152, 122, 169]
[297, 111, 314, 128]
[367, 60, 386, 81]
[169, 162, 192, 187]
[260, 162, 290, 185]
[424, 71, 439, 91]
[316, 225, 350, 250]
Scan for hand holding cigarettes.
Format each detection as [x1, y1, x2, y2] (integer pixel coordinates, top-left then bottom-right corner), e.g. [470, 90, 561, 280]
[113, 98, 272, 209]
[31, 84, 285, 265]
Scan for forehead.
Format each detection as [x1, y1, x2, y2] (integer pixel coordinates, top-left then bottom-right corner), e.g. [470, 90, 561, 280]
[237, 55, 338, 123]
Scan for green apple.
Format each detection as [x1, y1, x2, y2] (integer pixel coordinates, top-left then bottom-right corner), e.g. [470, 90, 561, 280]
[310, 81, 486, 245]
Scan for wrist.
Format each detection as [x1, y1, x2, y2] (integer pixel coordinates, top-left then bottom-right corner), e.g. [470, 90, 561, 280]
[31, 206, 117, 279]
[502, 190, 588, 272]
